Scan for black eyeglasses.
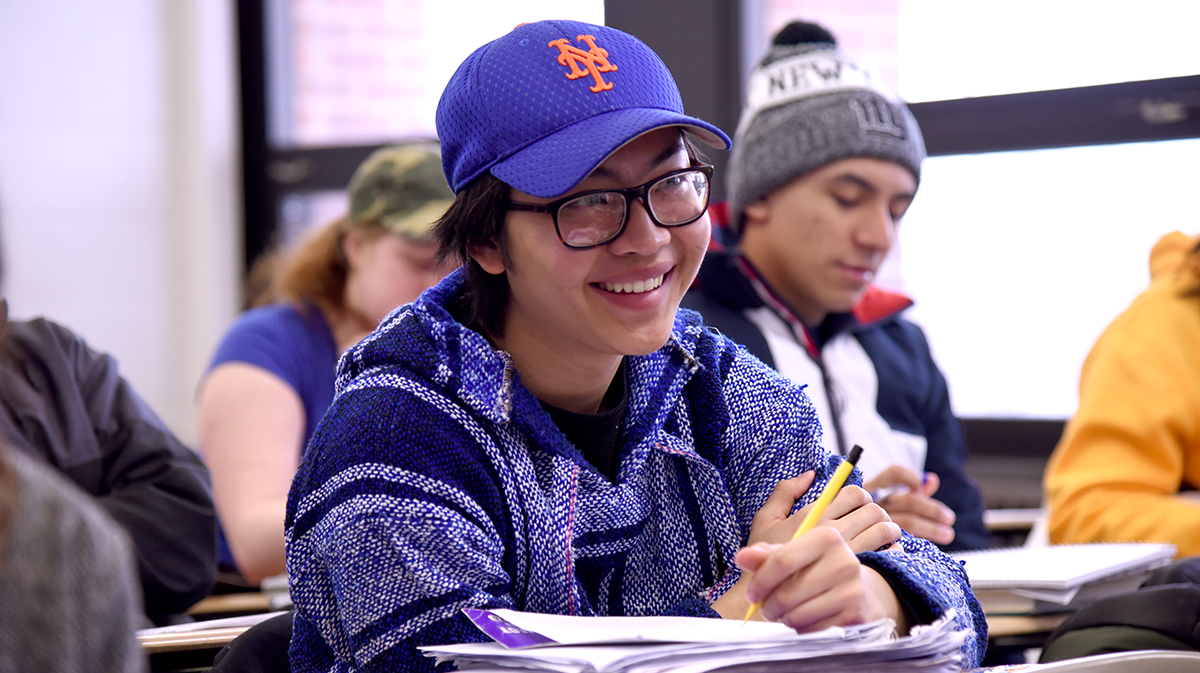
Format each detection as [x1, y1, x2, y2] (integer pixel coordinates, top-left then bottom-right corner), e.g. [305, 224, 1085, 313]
[508, 164, 714, 249]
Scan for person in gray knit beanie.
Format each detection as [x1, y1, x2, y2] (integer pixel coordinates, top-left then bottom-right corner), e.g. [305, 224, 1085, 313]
[681, 22, 989, 552]
[727, 21, 926, 233]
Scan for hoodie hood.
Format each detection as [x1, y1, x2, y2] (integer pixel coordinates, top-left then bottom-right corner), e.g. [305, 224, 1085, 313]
[332, 268, 711, 463]
[1150, 230, 1200, 286]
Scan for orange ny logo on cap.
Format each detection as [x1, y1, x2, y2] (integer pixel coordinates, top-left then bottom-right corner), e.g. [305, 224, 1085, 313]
[548, 34, 617, 92]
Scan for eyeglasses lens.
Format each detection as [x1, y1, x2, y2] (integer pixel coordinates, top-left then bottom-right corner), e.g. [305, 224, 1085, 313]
[557, 169, 710, 248]
[648, 171, 709, 225]
[558, 193, 625, 248]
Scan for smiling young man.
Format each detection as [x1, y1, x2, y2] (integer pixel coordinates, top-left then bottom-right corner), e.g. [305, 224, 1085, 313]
[682, 21, 988, 551]
[283, 20, 985, 673]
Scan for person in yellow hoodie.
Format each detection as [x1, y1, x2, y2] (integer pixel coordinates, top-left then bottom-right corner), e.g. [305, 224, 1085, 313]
[1045, 231, 1200, 556]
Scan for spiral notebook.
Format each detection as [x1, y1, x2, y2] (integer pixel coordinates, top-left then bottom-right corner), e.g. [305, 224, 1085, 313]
[952, 542, 1176, 613]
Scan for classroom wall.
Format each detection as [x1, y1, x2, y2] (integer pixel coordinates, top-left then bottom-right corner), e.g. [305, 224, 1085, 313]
[0, 0, 241, 446]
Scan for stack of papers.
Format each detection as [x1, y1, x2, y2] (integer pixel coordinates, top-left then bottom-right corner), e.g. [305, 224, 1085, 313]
[420, 608, 972, 672]
[952, 542, 1177, 614]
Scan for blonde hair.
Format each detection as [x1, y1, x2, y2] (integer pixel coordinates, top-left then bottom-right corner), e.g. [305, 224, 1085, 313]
[246, 217, 389, 311]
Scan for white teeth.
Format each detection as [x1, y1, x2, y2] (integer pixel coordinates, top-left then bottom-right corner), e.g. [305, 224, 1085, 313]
[602, 274, 664, 294]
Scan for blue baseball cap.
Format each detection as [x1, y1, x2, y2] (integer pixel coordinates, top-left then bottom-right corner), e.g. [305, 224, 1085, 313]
[436, 20, 731, 198]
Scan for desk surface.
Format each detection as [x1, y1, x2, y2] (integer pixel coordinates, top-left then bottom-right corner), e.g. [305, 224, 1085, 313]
[187, 591, 274, 617]
[984, 508, 1044, 532]
[139, 609, 286, 656]
[140, 609, 1059, 656]
[139, 625, 252, 654]
[986, 613, 1068, 639]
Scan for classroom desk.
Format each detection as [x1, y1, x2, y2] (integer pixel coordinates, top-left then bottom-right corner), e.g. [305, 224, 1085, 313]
[983, 507, 1047, 547]
[141, 626, 247, 672]
[146, 612, 1064, 647]
[142, 601, 1067, 672]
[187, 591, 274, 618]
[982, 611, 1070, 666]
[140, 609, 284, 672]
[984, 508, 1044, 532]
[139, 617, 1064, 673]
[139, 625, 252, 655]
[987, 613, 1069, 639]
[141, 612, 1065, 647]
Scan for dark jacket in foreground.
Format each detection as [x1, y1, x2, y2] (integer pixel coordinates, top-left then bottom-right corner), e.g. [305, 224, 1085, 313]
[0, 448, 146, 672]
[0, 317, 217, 623]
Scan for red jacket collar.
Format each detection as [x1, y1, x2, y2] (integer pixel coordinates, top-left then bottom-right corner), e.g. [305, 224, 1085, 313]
[853, 285, 913, 324]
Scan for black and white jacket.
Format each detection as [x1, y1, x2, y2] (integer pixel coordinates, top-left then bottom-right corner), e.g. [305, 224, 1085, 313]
[683, 248, 989, 552]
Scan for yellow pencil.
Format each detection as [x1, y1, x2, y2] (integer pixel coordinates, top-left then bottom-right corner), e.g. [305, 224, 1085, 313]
[742, 444, 864, 622]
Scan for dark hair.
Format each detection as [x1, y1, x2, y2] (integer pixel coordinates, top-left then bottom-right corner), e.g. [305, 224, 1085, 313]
[0, 217, 15, 558]
[433, 129, 710, 340]
[434, 173, 513, 339]
[0, 444, 17, 559]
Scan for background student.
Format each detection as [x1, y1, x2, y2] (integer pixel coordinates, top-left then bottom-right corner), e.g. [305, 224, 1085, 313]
[681, 21, 987, 551]
[284, 20, 985, 673]
[0, 217, 217, 626]
[0, 442, 146, 672]
[197, 142, 455, 583]
[1045, 231, 1200, 556]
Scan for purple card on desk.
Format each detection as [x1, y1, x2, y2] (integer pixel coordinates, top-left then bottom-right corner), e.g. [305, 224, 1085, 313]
[463, 608, 558, 649]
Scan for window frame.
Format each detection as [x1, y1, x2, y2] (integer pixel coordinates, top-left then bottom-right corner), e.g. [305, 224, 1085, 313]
[235, 1, 1199, 479]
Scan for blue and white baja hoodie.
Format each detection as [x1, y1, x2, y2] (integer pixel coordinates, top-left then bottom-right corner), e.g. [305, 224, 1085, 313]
[284, 269, 986, 673]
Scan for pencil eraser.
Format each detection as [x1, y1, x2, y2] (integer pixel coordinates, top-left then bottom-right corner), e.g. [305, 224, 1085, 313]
[847, 445, 863, 464]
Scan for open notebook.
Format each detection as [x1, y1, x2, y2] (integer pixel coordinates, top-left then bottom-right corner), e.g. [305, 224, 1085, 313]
[952, 542, 1177, 614]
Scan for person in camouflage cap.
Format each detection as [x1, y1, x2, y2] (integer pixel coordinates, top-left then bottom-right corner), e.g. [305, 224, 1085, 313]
[196, 140, 455, 584]
[347, 142, 455, 242]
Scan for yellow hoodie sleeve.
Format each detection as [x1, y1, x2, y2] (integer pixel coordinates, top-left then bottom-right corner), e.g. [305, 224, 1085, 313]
[1045, 232, 1200, 557]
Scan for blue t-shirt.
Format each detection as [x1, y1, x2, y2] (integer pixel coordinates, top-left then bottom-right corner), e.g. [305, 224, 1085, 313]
[205, 302, 338, 571]
[208, 302, 338, 446]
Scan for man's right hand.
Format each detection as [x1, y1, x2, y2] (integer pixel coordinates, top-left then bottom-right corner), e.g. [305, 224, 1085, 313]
[864, 465, 956, 546]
